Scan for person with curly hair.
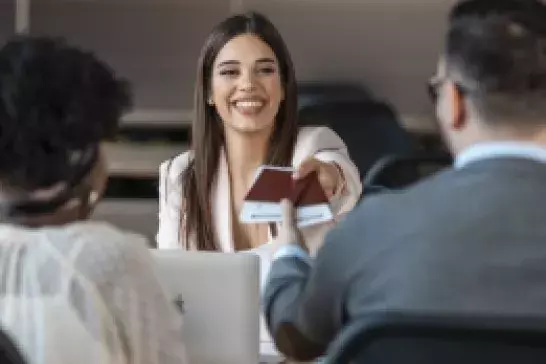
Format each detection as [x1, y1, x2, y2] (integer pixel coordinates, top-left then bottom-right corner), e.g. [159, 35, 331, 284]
[0, 36, 187, 364]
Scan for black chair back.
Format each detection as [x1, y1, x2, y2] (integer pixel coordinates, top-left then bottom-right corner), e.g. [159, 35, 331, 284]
[362, 153, 452, 195]
[323, 313, 546, 364]
[0, 328, 26, 364]
[297, 82, 372, 111]
[299, 100, 416, 180]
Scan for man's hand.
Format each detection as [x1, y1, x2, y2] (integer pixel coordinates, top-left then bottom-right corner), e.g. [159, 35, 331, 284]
[272, 199, 306, 253]
[294, 158, 344, 198]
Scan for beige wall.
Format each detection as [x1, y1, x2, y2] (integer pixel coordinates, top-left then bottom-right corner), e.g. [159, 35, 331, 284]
[247, 0, 457, 120]
[4, 0, 459, 130]
[0, 1, 15, 45]
[30, 0, 231, 111]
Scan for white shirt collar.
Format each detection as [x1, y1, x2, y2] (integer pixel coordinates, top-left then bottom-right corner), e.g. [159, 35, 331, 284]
[455, 141, 546, 169]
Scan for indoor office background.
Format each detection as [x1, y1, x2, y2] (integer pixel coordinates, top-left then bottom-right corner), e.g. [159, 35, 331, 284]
[1, 0, 454, 243]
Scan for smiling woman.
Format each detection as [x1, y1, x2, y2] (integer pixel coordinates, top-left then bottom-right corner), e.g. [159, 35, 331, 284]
[156, 12, 362, 255]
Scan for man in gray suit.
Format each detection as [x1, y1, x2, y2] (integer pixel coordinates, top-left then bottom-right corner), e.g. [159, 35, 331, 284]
[263, 0, 546, 361]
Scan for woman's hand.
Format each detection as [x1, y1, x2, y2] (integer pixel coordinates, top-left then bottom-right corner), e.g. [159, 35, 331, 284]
[293, 158, 344, 198]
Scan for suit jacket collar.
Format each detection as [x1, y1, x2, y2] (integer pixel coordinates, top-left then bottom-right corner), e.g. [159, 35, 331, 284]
[212, 148, 277, 252]
[455, 141, 546, 169]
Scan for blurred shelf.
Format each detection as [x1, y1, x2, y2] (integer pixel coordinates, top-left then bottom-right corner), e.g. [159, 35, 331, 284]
[104, 141, 188, 178]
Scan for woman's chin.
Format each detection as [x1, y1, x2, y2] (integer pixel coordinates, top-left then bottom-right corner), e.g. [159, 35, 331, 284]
[227, 120, 275, 135]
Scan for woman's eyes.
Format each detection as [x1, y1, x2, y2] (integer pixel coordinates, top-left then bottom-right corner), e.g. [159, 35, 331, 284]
[219, 69, 239, 76]
[218, 67, 277, 77]
[258, 67, 276, 74]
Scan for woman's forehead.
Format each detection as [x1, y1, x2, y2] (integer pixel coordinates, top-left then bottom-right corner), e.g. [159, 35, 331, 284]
[213, 34, 278, 66]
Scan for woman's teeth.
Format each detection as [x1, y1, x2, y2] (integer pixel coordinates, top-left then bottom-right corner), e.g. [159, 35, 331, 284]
[235, 100, 264, 108]
[234, 100, 265, 114]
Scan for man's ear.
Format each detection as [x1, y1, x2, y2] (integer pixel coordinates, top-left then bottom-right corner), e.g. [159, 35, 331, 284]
[447, 81, 467, 130]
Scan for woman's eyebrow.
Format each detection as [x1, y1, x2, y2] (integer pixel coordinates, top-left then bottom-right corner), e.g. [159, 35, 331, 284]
[216, 60, 240, 68]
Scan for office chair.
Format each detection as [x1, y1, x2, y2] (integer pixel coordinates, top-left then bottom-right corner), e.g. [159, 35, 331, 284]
[322, 312, 546, 364]
[298, 100, 417, 180]
[297, 82, 372, 111]
[0, 328, 27, 364]
[362, 153, 453, 195]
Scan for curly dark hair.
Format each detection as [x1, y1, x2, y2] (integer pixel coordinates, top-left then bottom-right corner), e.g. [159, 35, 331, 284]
[0, 36, 132, 192]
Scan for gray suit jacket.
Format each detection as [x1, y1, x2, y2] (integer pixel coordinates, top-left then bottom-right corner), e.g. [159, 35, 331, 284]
[263, 158, 546, 361]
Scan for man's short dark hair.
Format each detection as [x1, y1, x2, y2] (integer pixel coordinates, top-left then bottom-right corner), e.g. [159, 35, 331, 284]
[446, 0, 546, 124]
[0, 36, 131, 192]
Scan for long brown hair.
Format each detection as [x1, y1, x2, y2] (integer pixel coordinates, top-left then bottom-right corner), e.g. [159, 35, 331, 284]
[182, 12, 299, 250]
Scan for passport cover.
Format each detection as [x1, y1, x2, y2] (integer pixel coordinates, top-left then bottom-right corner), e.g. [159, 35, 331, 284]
[239, 165, 333, 227]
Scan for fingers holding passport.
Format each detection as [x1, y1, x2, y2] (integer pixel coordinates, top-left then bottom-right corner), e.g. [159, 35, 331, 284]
[278, 199, 307, 252]
[280, 199, 295, 227]
[294, 158, 338, 198]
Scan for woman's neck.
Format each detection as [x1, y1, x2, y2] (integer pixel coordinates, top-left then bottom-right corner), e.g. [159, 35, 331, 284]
[224, 129, 271, 186]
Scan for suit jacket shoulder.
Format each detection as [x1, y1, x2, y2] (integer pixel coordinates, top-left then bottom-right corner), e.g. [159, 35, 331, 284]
[322, 158, 546, 291]
[160, 151, 194, 187]
[157, 151, 193, 249]
[317, 166, 458, 273]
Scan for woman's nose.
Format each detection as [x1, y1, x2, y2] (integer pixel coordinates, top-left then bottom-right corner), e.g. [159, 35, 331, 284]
[238, 70, 257, 92]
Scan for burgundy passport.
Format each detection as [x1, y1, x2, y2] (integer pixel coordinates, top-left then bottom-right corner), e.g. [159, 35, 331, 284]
[239, 166, 333, 227]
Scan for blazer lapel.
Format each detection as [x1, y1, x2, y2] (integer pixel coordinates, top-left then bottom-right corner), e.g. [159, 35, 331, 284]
[212, 148, 235, 252]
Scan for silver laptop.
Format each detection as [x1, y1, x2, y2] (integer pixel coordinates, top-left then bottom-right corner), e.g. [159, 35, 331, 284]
[151, 250, 261, 364]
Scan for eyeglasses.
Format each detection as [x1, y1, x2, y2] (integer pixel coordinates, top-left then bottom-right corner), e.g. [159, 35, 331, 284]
[427, 77, 469, 104]
[427, 77, 444, 104]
